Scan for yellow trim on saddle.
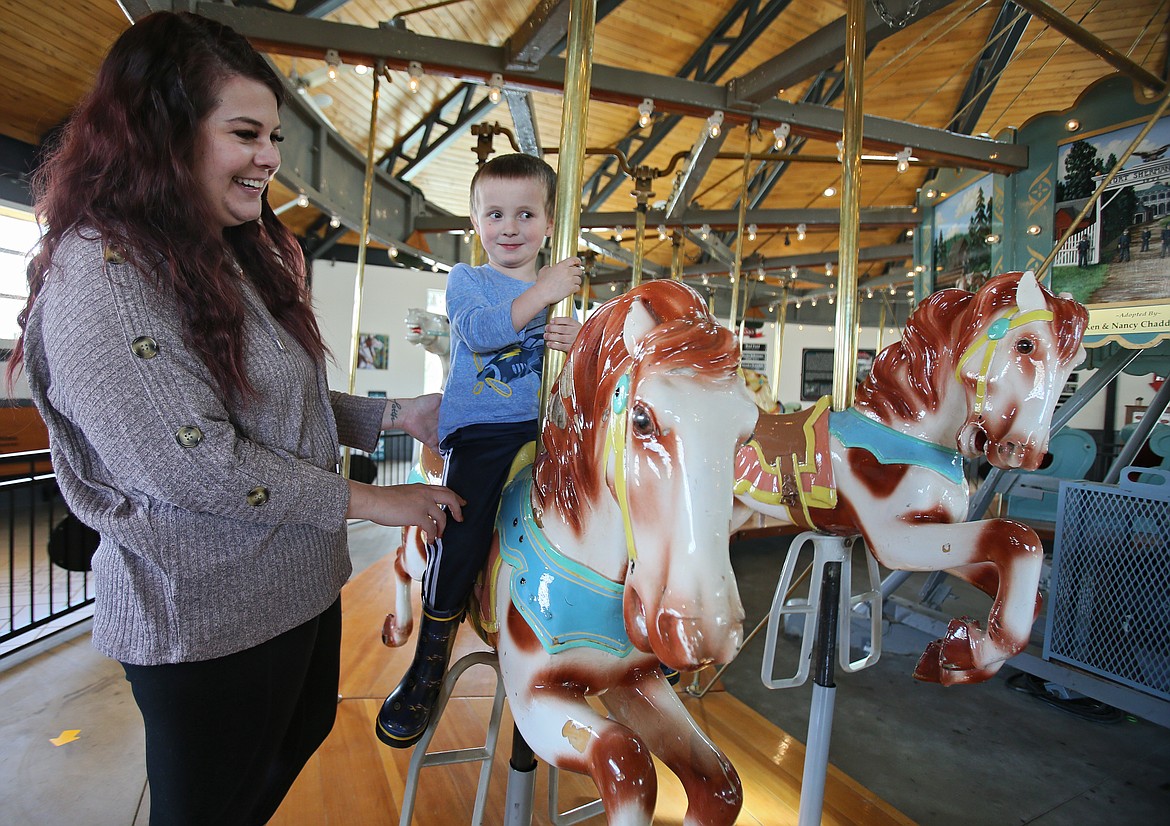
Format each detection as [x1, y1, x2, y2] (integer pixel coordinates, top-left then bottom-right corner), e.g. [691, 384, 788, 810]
[733, 396, 836, 526]
[955, 308, 1053, 414]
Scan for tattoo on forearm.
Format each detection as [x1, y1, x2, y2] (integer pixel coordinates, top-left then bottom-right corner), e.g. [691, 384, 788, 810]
[388, 400, 402, 425]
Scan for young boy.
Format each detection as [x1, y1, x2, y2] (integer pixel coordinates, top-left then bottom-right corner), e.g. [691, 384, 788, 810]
[377, 153, 582, 748]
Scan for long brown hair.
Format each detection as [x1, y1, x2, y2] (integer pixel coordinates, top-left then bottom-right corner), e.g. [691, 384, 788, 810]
[8, 11, 325, 402]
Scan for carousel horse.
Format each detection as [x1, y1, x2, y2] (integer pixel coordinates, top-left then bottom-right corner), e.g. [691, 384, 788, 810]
[404, 307, 451, 377]
[742, 367, 780, 413]
[384, 280, 756, 826]
[734, 270, 1088, 686]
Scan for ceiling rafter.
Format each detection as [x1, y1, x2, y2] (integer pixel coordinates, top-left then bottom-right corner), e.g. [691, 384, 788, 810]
[377, 83, 498, 180]
[188, 1, 1026, 173]
[582, 0, 794, 211]
[945, 1, 1032, 136]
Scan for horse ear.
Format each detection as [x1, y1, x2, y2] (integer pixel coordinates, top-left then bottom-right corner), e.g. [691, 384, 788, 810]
[622, 297, 658, 355]
[1016, 270, 1046, 313]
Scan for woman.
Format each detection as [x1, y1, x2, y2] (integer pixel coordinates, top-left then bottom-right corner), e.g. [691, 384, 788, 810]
[7, 12, 462, 825]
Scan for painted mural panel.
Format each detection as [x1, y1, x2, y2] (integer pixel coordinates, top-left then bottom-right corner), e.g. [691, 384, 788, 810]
[1051, 115, 1170, 348]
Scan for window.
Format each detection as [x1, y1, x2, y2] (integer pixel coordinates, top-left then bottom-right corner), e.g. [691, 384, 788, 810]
[0, 205, 40, 341]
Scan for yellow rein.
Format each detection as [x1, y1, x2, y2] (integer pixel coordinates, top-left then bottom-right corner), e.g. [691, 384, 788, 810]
[954, 308, 1053, 414]
[604, 370, 639, 564]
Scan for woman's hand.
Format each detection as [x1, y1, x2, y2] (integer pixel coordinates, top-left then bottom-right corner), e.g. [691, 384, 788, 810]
[347, 481, 464, 539]
[545, 316, 582, 353]
[383, 394, 442, 452]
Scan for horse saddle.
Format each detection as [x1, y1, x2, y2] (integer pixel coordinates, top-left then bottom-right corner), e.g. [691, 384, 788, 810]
[735, 396, 837, 528]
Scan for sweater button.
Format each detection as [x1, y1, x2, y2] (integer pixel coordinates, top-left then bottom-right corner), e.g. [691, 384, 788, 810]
[175, 426, 204, 448]
[247, 486, 270, 507]
[130, 336, 159, 359]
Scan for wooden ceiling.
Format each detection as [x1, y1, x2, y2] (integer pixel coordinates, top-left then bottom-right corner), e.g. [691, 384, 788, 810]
[0, 0, 1166, 306]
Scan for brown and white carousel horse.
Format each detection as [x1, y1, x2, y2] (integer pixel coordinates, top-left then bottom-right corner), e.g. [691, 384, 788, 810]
[385, 280, 757, 825]
[734, 270, 1088, 685]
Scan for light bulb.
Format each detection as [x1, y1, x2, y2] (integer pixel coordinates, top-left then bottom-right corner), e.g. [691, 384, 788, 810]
[487, 72, 503, 104]
[789, 265, 797, 278]
[638, 98, 654, 128]
[354, 64, 369, 75]
[296, 192, 309, 208]
[825, 262, 833, 277]
[895, 146, 912, 174]
[706, 111, 723, 139]
[824, 186, 837, 197]
[407, 61, 423, 93]
[906, 228, 914, 238]
[325, 49, 340, 83]
[699, 223, 711, 240]
[772, 122, 790, 151]
[657, 225, 668, 241]
[614, 226, 624, 242]
[389, 244, 399, 259]
[329, 215, 341, 229]
[796, 223, 806, 241]
[747, 223, 757, 241]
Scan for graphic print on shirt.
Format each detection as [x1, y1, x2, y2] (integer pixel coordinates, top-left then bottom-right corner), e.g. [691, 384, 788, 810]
[472, 332, 544, 397]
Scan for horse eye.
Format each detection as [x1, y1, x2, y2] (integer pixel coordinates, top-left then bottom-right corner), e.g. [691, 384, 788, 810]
[630, 405, 654, 436]
[1016, 338, 1035, 355]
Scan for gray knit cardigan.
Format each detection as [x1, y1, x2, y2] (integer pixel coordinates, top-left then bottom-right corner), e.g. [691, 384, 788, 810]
[23, 230, 385, 665]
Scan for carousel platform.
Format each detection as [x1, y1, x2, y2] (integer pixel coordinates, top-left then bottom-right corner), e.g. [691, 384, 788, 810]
[268, 551, 915, 826]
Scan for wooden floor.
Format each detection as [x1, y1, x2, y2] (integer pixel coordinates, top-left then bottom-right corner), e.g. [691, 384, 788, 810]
[270, 555, 916, 826]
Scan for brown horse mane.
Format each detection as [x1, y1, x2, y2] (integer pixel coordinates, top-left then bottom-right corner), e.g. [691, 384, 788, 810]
[533, 281, 739, 533]
[855, 272, 1088, 423]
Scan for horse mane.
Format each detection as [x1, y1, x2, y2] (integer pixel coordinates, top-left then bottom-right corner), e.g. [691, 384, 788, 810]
[533, 281, 739, 533]
[855, 272, 1087, 422]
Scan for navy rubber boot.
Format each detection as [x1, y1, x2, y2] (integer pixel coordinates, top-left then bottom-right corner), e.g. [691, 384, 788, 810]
[375, 608, 462, 748]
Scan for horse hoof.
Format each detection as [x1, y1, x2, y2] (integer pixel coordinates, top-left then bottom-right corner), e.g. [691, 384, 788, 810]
[912, 641, 945, 683]
[938, 618, 980, 671]
[938, 663, 1000, 686]
[382, 614, 411, 648]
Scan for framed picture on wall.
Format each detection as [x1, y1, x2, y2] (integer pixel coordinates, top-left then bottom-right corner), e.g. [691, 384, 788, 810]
[1050, 114, 1170, 349]
[357, 333, 389, 369]
[800, 348, 876, 401]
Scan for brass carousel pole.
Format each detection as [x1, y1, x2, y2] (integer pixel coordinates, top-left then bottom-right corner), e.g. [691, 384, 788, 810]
[343, 60, 386, 480]
[539, 0, 595, 418]
[770, 285, 788, 408]
[799, 1, 866, 824]
[513, 2, 594, 820]
[727, 127, 753, 329]
[670, 230, 684, 280]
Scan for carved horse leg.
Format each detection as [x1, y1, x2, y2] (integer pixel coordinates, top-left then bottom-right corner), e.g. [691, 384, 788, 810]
[864, 517, 1043, 685]
[602, 678, 743, 826]
[381, 526, 427, 648]
[840, 453, 1044, 687]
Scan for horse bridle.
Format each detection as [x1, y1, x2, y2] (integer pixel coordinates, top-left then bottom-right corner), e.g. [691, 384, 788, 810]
[604, 369, 640, 565]
[954, 306, 1053, 416]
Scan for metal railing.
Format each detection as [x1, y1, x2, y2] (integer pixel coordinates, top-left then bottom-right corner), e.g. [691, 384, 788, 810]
[1, 433, 421, 658]
[1, 450, 94, 658]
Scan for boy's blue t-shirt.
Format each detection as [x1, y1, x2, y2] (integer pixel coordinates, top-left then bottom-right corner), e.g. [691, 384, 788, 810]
[438, 262, 546, 445]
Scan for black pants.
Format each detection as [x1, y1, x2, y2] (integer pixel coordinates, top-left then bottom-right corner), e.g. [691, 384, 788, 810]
[423, 419, 537, 615]
[122, 598, 342, 826]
